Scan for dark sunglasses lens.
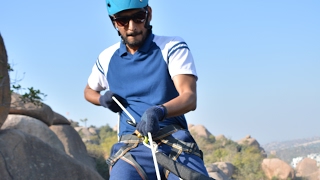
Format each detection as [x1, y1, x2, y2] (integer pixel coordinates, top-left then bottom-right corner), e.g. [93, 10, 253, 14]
[115, 17, 130, 26]
[114, 11, 146, 26]
[133, 12, 146, 23]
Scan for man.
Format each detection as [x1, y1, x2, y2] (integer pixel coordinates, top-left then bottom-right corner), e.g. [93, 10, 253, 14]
[84, 0, 209, 179]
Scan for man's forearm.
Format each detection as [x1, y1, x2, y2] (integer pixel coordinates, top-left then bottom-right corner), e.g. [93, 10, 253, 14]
[84, 84, 101, 106]
[163, 92, 197, 118]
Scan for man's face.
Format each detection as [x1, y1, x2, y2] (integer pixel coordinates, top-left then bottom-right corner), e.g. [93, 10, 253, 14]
[113, 7, 151, 51]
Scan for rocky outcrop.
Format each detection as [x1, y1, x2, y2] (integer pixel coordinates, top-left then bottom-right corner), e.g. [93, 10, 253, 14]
[261, 158, 295, 180]
[10, 92, 54, 126]
[0, 34, 10, 127]
[237, 135, 267, 157]
[50, 125, 96, 170]
[75, 126, 100, 144]
[215, 134, 227, 141]
[237, 135, 260, 148]
[188, 124, 212, 138]
[213, 162, 234, 178]
[295, 158, 320, 180]
[1, 114, 65, 152]
[52, 111, 71, 125]
[0, 129, 103, 180]
[206, 163, 231, 180]
[0, 93, 103, 178]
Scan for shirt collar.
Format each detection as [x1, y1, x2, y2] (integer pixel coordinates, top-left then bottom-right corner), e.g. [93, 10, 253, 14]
[119, 33, 154, 56]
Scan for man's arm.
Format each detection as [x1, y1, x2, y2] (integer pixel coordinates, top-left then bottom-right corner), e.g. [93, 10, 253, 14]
[84, 84, 101, 106]
[163, 74, 197, 118]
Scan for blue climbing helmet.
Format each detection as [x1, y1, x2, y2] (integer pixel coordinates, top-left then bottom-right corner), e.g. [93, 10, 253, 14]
[106, 0, 149, 15]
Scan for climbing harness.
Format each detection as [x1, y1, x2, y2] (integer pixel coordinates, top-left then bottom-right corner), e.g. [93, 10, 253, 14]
[108, 96, 213, 180]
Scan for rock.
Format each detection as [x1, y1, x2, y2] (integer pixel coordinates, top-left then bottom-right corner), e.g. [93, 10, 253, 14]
[303, 170, 320, 180]
[215, 134, 227, 141]
[88, 127, 98, 135]
[261, 158, 295, 180]
[295, 157, 319, 179]
[113, 124, 118, 132]
[0, 129, 104, 180]
[75, 126, 100, 144]
[50, 125, 96, 170]
[2, 114, 65, 152]
[206, 163, 231, 180]
[9, 92, 54, 126]
[208, 172, 225, 180]
[69, 119, 80, 127]
[237, 135, 260, 148]
[213, 162, 234, 178]
[206, 163, 219, 172]
[52, 111, 71, 125]
[237, 135, 267, 157]
[189, 124, 212, 138]
[0, 34, 11, 128]
[188, 124, 194, 129]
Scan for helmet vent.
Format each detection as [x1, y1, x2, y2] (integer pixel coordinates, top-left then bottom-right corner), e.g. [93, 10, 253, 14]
[107, 3, 111, 7]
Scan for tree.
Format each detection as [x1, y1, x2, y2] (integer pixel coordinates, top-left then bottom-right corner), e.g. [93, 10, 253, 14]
[80, 118, 88, 127]
[9, 63, 47, 106]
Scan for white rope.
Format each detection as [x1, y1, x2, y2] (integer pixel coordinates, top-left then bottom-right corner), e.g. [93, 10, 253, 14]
[112, 96, 161, 180]
[148, 132, 161, 180]
[112, 96, 136, 124]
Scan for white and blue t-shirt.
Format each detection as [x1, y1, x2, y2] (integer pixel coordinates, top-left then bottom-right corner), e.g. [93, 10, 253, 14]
[88, 33, 198, 137]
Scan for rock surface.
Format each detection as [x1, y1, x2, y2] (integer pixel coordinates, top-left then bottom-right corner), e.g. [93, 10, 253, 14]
[52, 111, 71, 125]
[189, 124, 212, 138]
[261, 158, 295, 180]
[50, 124, 96, 170]
[296, 158, 319, 180]
[2, 114, 65, 152]
[0, 34, 10, 128]
[0, 129, 104, 180]
[9, 92, 54, 126]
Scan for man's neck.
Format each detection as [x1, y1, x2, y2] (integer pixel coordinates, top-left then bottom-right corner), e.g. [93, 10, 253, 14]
[126, 45, 139, 54]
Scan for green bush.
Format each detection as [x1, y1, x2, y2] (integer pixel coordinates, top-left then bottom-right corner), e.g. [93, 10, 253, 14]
[230, 145, 265, 179]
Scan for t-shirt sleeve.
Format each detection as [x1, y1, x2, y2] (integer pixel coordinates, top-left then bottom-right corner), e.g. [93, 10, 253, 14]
[87, 42, 120, 91]
[167, 37, 198, 80]
[87, 58, 109, 91]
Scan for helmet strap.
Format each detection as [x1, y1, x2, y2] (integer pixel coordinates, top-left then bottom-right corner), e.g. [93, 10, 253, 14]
[144, 6, 152, 30]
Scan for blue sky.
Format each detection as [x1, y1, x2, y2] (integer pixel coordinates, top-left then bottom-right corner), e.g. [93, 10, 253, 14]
[1, 0, 319, 145]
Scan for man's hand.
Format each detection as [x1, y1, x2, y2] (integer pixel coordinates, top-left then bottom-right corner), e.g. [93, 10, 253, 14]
[99, 91, 122, 112]
[136, 105, 167, 136]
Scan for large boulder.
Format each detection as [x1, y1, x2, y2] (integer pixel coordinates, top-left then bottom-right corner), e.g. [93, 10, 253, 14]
[295, 157, 319, 180]
[261, 158, 295, 180]
[237, 135, 267, 157]
[74, 126, 100, 144]
[1, 114, 65, 152]
[50, 125, 96, 170]
[212, 162, 234, 178]
[9, 92, 54, 126]
[206, 163, 231, 180]
[188, 124, 212, 138]
[237, 135, 260, 148]
[215, 134, 227, 141]
[0, 34, 11, 128]
[0, 129, 104, 180]
[52, 111, 71, 125]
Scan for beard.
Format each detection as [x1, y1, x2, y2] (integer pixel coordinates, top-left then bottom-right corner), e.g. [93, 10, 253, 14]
[121, 30, 148, 49]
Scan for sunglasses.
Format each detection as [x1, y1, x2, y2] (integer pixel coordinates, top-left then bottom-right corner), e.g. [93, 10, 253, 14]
[113, 10, 148, 27]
